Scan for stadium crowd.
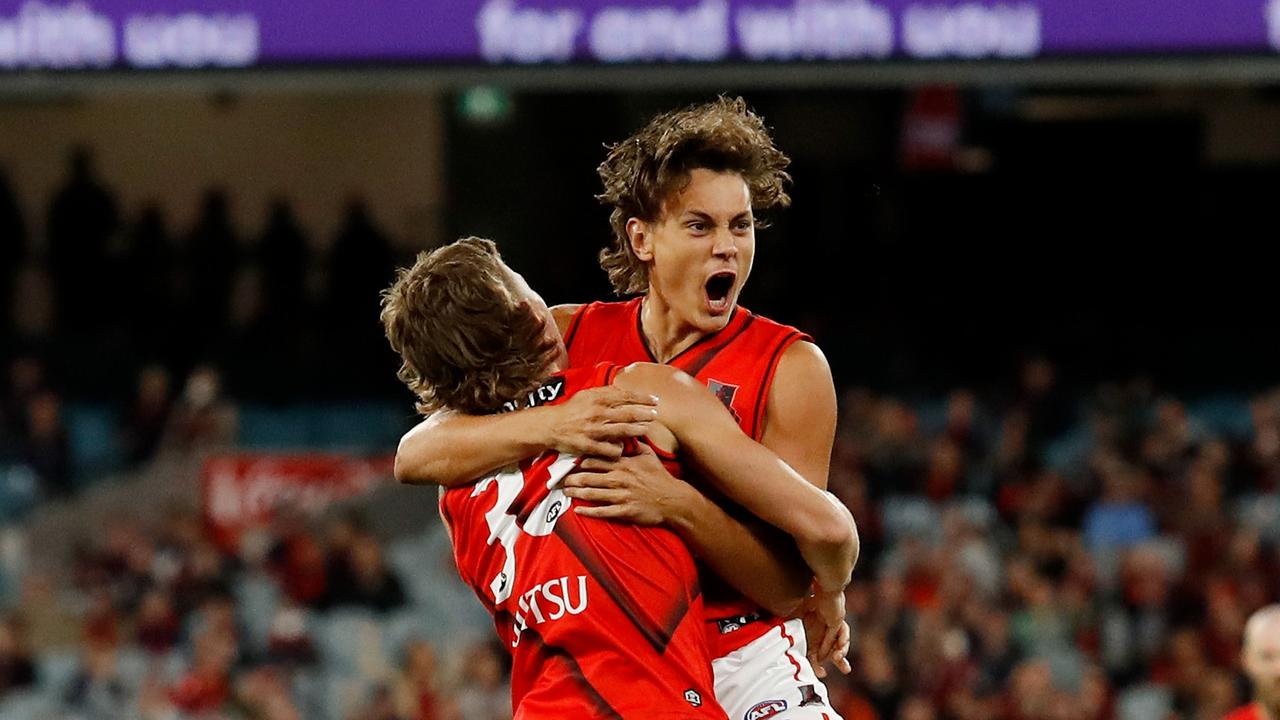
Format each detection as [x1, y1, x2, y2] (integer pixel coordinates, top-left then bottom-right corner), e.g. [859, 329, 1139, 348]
[2, 152, 1280, 720]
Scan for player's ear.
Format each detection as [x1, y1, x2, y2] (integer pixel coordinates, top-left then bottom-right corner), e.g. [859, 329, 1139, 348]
[626, 218, 654, 262]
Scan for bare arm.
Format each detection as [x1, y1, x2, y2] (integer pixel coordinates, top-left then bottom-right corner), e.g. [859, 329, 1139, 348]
[757, 341, 860, 588]
[761, 341, 857, 674]
[568, 445, 812, 617]
[633, 362, 858, 593]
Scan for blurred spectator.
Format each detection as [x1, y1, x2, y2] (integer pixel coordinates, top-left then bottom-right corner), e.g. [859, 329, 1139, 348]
[325, 199, 395, 392]
[1, 356, 44, 449]
[327, 532, 406, 613]
[1014, 356, 1073, 454]
[24, 389, 72, 496]
[8, 264, 56, 344]
[269, 517, 330, 609]
[258, 198, 310, 319]
[452, 642, 509, 720]
[172, 542, 232, 614]
[265, 602, 315, 665]
[135, 589, 181, 655]
[46, 147, 119, 329]
[65, 640, 131, 719]
[182, 189, 239, 343]
[237, 666, 304, 720]
[0, 165, 24, 308]
[82, 586, 122, 651]
[350, 683, 406, 720]
[1081, 465, 1155, 550]
[120, 204, 177, 355]
[119, 364, 173, 467]
[392, 639, 456, 720]
[1247, 393, 1280, 491]
[327, 199, 393, 330]
[19, 573, 78, 650]
[0, 614, 36, 698]
[166, 365, 237, 452]
[169, 623, 237, 714]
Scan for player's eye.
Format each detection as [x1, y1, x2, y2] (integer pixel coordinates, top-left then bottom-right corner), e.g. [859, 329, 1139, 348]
[733, 219, 753, 232]
[687, 222, 707, 233]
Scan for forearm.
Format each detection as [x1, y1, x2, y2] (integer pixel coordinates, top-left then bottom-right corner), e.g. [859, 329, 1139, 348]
[395, 409, 554, 487]
[683, 445, 858, 592]
[797, 495, 859, 592]
[687, 448, 849, 552]
[664, 487, 811, 617]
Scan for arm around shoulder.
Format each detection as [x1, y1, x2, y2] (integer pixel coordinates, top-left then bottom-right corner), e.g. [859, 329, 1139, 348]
[394, 408, 556, 487]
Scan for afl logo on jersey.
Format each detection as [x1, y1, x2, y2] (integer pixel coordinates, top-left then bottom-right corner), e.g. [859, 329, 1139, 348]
[545, 500, 563, 524]
[706, 379, 741, 422]
[745, 699, 787, 720]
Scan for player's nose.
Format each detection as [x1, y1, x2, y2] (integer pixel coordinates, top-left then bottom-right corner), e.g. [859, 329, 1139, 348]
[710, 228, 738, 258]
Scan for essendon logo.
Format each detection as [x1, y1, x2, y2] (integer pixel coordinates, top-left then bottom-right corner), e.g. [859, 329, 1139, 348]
[706, 379, 741, 422]
[745, 699, 787, 720]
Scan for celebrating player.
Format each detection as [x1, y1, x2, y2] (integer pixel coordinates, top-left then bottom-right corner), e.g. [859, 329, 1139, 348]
[380, 238, 857, 719]
[396, 97, 851, 718]
[1226, 605, 1280, 720]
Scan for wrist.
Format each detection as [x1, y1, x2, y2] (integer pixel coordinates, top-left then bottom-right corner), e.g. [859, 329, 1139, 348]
[522, 406, 561, 452]
[660, 483, 704, 534]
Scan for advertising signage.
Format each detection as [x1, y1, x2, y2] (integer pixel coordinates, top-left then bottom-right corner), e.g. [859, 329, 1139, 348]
[1, 0, 1278, 71]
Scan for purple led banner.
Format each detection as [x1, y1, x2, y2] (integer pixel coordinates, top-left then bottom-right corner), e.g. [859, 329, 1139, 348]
[0, 0, 1276, 70]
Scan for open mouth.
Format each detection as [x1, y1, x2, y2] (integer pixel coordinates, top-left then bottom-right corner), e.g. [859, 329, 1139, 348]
[704, 271, 737, 315]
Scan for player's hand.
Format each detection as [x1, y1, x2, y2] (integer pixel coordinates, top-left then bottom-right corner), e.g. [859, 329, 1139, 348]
[801, 589, 852, 679]
[546, 386, 658, 459]
[562, 443, 688, 525]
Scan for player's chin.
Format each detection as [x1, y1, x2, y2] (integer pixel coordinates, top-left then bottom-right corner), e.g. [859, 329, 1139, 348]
[693, 304, 734, 333]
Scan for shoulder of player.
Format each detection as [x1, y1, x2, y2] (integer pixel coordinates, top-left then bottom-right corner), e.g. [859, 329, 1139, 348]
[550, 303, 584, 336]
[764, 340, 836, 426]
[773, 340, 833, 387]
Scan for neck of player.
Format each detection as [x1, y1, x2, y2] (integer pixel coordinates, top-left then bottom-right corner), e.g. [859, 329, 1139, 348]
[639, 292, 710, 364]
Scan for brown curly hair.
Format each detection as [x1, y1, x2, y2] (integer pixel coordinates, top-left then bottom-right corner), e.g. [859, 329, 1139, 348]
[596, 96, 792, 295]
[380, 237, 560, 415]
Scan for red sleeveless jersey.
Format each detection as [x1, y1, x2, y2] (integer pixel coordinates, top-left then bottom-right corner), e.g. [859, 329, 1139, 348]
[564, 298, 811, 657]
[440, 363, 726, 720]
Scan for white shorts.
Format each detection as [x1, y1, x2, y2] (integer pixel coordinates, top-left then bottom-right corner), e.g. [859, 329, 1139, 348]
[711, 618, 844, 720]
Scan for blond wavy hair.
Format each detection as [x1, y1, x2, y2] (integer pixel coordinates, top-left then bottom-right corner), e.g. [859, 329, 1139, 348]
[380, 237, 560, 415]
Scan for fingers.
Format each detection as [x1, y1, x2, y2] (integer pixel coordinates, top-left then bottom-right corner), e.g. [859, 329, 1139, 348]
[600, 387, 659, 408]
[564, 471, 622, 490]
[576, 457, 620, 472]
[563, 486, 629, 505]
[573, 504, 634, 519]
[818, 622, 841, 663]
[572, 441, 623, 459]
[602, 404, 660, 425]
[831, 622, 852, 674]
[594, 423, 654, 442]
[580, 386, 658, 409]
[807, 641, 827, 679]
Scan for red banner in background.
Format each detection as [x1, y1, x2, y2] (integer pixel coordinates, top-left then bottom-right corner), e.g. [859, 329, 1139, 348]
[201, 454, 394, 550]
